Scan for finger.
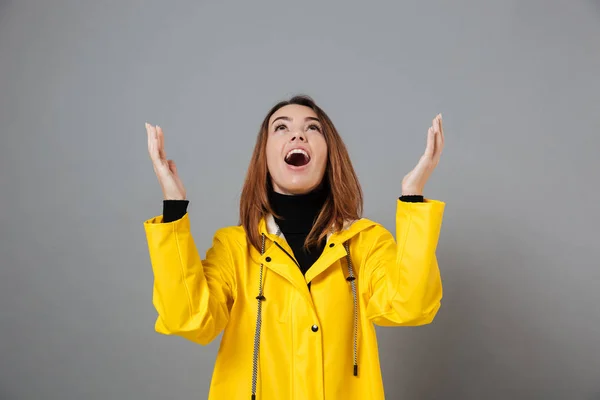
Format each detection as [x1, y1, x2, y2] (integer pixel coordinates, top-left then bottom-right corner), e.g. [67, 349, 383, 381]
[146, 123, 159, 161]
[424, 126, 435, 158]
[148, 124, 167, 169]
[433, 124, 443, 162]
[156, 127, 167, 162]
[439, 113, 445, 147]
[157, 125, 165, 160]
[435, 113, 444, 152]
[146, 122, 151, 152]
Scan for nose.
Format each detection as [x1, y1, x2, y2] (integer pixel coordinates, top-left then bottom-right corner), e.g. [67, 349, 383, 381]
[290, 131, 306, 142]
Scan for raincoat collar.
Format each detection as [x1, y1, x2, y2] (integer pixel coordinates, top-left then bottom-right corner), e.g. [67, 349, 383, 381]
[257, 214, 377, 286]
[262, 213, 374, 241]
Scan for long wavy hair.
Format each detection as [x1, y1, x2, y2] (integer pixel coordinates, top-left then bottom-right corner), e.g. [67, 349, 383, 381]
[239, 95, 363, 252]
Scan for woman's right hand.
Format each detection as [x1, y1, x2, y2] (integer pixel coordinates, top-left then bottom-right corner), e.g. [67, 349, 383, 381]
[146, 123, 187, 200]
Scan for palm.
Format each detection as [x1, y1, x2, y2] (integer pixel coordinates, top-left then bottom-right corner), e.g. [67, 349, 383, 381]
[402, 114, 444, 195]
[146, 123, 187, 200]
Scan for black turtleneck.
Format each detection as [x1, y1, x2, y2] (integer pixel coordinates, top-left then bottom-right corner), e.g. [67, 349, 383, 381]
[160, 192, 423, 275]
[267, 184, 329, 275]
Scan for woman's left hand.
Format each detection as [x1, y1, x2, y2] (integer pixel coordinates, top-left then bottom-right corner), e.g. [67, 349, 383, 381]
[401, 114, 445, 196]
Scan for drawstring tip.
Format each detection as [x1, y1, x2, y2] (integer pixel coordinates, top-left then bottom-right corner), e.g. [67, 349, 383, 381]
[353, 365, 358, 376]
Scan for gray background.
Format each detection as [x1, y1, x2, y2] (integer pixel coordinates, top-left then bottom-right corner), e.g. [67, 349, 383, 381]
[1, 0, 599, 399]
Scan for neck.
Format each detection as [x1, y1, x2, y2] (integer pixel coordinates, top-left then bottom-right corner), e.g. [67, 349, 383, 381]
[268, 184, 328, 234]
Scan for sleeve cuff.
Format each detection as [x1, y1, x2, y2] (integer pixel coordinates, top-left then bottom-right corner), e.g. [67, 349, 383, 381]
[163, 200, 189, 222]
[399, 195, 424, 203]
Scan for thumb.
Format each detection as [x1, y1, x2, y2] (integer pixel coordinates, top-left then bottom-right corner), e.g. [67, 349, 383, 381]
[167, 159, 186, 196]
[167, 160, 177, 175]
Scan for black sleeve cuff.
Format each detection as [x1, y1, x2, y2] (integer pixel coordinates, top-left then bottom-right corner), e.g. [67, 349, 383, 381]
[163, 200, 189, 222]
[399, 195, 424, 203]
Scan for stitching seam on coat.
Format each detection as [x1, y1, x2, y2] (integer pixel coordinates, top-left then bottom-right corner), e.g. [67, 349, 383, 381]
[388, 207, 413, 308]
[173, 222, 194, 320]
[367, 205, 413, 320]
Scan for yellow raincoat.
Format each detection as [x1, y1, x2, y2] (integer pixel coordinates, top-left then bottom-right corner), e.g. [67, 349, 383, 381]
[144, 198, 445, 399]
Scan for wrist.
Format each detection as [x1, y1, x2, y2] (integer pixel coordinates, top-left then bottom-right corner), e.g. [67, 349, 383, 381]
[401, 187, 423, 196]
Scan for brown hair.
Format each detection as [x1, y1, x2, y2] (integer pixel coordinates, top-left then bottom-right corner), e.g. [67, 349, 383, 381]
[239, 95, 363, 251]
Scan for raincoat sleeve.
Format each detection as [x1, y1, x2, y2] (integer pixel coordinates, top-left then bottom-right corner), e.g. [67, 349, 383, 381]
[144, 213, 235, 345]
[365, 199, 445, 326]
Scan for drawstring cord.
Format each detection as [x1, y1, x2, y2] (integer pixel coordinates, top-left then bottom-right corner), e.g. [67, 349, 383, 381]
[344, 241, 359, 376]
[250, 234, 359, 399]
[251, 233, 266, 400]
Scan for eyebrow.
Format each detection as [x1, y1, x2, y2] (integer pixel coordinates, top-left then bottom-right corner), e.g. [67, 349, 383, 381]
[271, 116, 321, 125]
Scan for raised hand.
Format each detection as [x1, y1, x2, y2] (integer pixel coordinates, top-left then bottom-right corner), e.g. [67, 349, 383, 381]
[146, 123, 187, 200]
[401, 114, 444, 196]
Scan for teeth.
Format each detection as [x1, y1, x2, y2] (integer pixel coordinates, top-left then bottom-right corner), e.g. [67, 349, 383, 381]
[285, 148, 309, 161]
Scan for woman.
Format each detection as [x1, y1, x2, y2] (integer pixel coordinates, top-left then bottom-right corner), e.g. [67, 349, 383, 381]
[143, 95, 445, 399]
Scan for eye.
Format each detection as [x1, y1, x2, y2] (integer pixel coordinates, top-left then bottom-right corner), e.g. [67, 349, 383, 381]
[274, 124, 287, 131]
[308, 124, 321, 132]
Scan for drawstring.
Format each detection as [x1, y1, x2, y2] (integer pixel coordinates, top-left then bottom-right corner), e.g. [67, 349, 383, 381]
[344, 241, 359, 376]
[251, 233, 266, 400]
[250, 234, 358, 399]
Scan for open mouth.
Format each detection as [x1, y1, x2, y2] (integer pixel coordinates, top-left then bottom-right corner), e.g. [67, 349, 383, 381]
[284, 149, 311, 167]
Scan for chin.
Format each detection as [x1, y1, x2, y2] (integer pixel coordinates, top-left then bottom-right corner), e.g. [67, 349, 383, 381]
[273, 178, 323, 195]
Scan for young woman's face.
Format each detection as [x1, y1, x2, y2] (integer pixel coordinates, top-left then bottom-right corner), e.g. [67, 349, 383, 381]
[266, 104, 328, 195]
